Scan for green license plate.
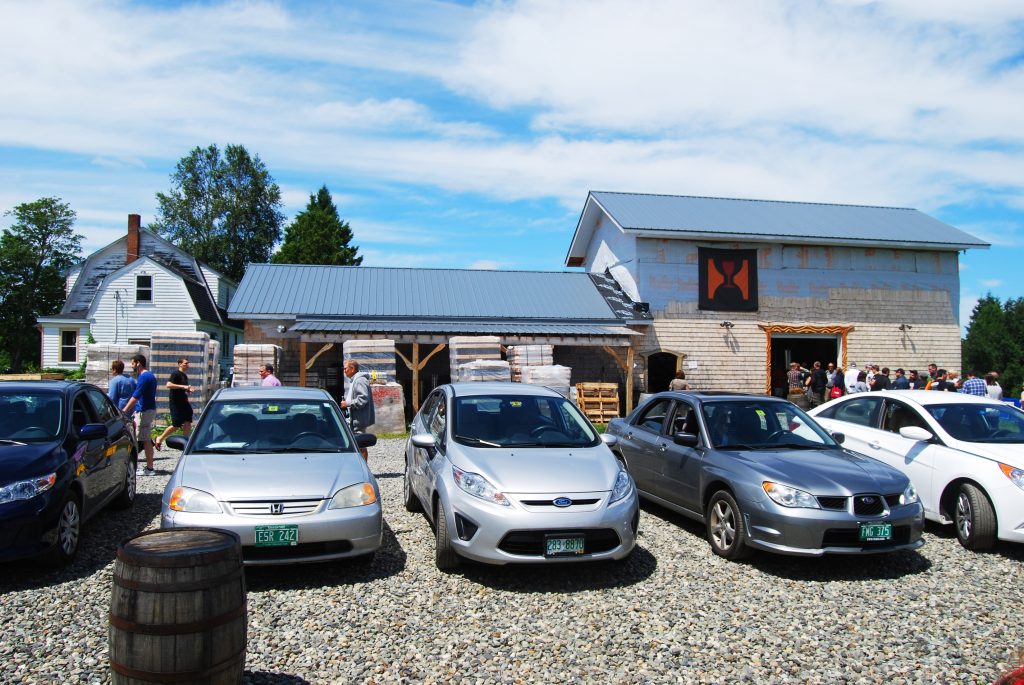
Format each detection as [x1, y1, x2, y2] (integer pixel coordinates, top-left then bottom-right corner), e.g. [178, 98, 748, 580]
[255, 524, 299, 547]
[545, 535, 585, 557]
[859, 522, 892, 542]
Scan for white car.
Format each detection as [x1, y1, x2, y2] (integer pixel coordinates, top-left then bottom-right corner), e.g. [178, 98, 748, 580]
[809, 390, 1024, 550]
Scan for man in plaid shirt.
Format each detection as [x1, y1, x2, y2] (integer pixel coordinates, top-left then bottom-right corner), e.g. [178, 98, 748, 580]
[959, 370, 987, 396]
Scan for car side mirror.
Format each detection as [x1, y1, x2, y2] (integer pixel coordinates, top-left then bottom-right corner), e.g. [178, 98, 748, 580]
[166, 435, 188, 451]
[673, 431, 699, 447]
[356, 433, 377, 449]
[78, 423, 106, 441]
[830, 431, 845, 444]
[601, 434, 619, 447]
[899, 426, 933, 442]
[411, 433, 436, 450]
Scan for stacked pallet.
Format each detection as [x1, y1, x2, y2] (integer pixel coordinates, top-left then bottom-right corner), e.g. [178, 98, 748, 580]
[231, 344, 281, 387]
[343, 339, 396, 384]
[151, 331, 212, 420]
[507, 344, 553, 382]
[456, 360, 511, 383]
[368, 383, 407, 434]
[576, 382, 620, 424]
[449, 336, 501, 381]
[204, 339, 221, 405]
[85, 344, 149, 390]
[521, 365, 572, 397]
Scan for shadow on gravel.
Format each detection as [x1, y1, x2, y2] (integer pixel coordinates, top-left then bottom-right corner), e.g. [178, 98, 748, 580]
[373, 471, 403, 480]
[457, 544, 657, 592]
[0, 491, 163, 592]
[244, 672, 311, 684]
[244, 520, 406, 592]
[640, 498, 707, 540]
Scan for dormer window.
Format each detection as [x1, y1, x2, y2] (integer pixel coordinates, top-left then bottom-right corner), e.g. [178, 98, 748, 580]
[136, 274, 153, 303]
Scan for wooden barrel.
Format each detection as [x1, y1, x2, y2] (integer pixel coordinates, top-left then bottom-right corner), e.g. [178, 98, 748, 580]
[109, 528, 247, 684]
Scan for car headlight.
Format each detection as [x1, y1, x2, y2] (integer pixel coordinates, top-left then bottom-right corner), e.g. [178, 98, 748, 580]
[167, 486, 222, 513]
[900, 483, 919, 505]
[999, 463, 1024, 492]
[452, 466, 510, 506]
[0, 473, 56, 505]
[329, 482, 378, 509]
[609, 469, 633, 503]
[762, 482, 820, 508]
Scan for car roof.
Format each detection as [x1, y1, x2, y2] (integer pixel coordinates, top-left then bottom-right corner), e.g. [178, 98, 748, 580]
[0, 380, 77, 394]
[448, 382, 563, 398]
[213, 386, 334, 401]
[651, 390, 788, 403]
[856, 389, 1009, 407]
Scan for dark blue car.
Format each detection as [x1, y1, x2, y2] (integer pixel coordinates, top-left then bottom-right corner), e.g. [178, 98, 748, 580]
[0, 381, 138, 564]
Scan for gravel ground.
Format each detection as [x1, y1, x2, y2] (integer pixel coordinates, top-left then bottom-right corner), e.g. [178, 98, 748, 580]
[2, 438, 1023, 684]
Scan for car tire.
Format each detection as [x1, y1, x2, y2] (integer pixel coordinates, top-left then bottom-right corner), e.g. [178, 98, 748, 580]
[49, 491, 82, 566]
[111, 449, 138, 509]
[954, 483, 997, 551]
[404, 460, 422, 513]
[706, 490, 753, 561]
[434, 500, 460, 571]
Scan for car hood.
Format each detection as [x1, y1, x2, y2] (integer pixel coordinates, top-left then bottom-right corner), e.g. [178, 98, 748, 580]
[180, 452, 371, 500]
[724, 447, 908, 495]
[948, 441, 1024, 469]
[450, 446, 620, 494]
[0, 441, 63, 483]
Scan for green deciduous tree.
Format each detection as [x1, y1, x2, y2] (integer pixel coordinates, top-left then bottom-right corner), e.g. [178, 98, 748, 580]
[272, 185, 362, 266]
[151, 144, 284, 282]
[962, 294, 1024, 398]
[0, 198, 82, 371]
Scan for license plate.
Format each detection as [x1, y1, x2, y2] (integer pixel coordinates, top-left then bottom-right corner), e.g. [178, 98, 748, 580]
[255, 524, 299, 547]
[544, 535, 585, 557]
[859, 522, 892, 542]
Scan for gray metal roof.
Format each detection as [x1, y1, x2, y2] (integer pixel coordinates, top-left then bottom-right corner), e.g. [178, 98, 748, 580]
[290, 321, 638, 336]
[566, 191, 988, 264]
[230, 264, 639, 324]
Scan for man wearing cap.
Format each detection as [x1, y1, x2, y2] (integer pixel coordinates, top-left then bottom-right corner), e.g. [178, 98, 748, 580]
[892, 368, 911, 390]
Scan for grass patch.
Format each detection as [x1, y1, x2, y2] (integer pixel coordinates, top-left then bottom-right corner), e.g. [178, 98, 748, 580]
[375, 431, 410, 440]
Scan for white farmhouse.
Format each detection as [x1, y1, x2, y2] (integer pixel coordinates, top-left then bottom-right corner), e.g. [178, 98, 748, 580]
[37, 214, 243, 376]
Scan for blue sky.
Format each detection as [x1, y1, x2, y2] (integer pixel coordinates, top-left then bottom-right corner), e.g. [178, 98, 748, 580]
[2, 0, 1022, 327]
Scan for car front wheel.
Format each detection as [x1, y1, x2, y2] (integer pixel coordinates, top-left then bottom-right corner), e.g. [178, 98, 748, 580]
[706, 490, 753, 561]
[434, 499, 460, 571]
[954, 483, 997, 551]
[50, 492, 82, 565]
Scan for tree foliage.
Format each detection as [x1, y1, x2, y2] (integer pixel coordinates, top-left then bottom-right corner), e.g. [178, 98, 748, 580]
[151, 144, 284, 282]
[272, 185, 362, 266]
[962, 294, 1024, 398]
[0, 198, 82, 371]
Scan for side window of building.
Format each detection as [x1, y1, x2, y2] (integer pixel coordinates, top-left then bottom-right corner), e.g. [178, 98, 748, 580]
[136, 274, 153, 303]
[833, 397, 883, 428]
[85, 387, 118, 423]
[633, 398, 673, 434]
[60, 330, 78, 363]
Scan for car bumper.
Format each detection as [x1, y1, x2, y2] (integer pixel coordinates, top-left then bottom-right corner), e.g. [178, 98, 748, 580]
[161, 501, 383, 566]
[740, 497, 926, 557]
[0, 491, 64, 562]
[441, 490, 639, 565]
[991, 482, 1024, 544]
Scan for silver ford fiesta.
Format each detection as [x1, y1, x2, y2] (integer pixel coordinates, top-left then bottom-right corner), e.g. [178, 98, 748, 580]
[161, 386, 381, 565]
[403, 382, 639, 571]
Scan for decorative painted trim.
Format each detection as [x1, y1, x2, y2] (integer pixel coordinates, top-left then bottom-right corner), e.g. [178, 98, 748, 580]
[756, 324, 855, 395]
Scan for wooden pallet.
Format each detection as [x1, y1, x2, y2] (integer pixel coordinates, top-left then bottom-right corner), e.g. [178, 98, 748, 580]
[576, 382, 620, 422]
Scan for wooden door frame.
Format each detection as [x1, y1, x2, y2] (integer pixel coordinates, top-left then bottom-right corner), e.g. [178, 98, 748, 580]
[756, 324, 854, 395]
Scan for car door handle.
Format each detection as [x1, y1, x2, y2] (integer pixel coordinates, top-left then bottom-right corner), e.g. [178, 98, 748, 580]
[869, 440, 881, 449]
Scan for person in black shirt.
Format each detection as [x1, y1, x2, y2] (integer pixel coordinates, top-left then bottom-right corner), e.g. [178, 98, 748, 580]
[155, 357, 195, 450]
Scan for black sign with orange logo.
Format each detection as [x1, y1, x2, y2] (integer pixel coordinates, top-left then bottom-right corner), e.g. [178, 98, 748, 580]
[698, 247, 758, 312]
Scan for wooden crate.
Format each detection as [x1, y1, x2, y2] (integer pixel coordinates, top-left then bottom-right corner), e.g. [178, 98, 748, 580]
[576, 382, 620, 422]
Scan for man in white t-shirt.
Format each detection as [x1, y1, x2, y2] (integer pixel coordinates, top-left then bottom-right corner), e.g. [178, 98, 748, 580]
[844, 362, 861, 394]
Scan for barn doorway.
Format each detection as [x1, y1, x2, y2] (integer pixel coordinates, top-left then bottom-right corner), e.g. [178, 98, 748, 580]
[646, 351, 681, 393]
[769, 335, 840, 397]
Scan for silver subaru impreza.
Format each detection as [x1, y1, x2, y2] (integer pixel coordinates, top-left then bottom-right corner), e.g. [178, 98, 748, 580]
[404, 382, 638, 571]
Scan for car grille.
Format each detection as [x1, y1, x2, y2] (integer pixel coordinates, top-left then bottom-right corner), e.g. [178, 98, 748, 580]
[816, 496, 848, 510]
[243, 540, 353, 562]
[228, 499, 323, 516]
[498, 529, 621, 556]
[821, 526, 912, 548]
[519, 498, 601, 507]
[852, 494, 887, 516]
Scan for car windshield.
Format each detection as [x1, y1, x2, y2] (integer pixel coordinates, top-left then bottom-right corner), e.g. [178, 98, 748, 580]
[452, 394, 600, 448]
[702, 400, 837, 450]
[0, 391, 63, 443]
[926, 403, 1024, 443]
[190, 399, 354, 453]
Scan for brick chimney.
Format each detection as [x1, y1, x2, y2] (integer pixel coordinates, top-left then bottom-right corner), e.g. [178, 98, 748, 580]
[126, 214, 141, 264]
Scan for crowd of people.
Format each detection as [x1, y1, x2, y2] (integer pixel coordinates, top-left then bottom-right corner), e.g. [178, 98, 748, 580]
[785, 360, 1006, 407]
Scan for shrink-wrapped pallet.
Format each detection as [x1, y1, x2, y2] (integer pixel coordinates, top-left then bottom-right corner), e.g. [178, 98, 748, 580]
[231, 344, 281, 387]
[343, 339, 395, 385]
[151, 331, 211, 419]
[449, 336, 501, 381]
[367, 383, 406, 433]
[507, 344, 554, 382]
[456, 360, 511, 383]
[85, 344, 149, 390]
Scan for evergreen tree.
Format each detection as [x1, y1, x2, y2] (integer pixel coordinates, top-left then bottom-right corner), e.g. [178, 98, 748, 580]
[962, 294, 1024, 397]
[272, 185, 362, 266]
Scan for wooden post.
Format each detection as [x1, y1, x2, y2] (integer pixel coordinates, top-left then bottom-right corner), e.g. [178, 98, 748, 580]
[299, 341, 307, 387]
[626, 346, 635, 414]
[412, 343, 420, 414]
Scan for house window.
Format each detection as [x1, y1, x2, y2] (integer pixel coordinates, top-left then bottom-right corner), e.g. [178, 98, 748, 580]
[60, 330, 78, 363]
[136, 274, 153, 303]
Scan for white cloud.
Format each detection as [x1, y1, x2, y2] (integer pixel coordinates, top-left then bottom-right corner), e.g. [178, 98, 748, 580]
[981, 279, 1004, 288]
[468, 260, 499, 270]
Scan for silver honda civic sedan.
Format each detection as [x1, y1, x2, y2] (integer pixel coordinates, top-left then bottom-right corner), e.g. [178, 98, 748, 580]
[161, 386, 381, 565]
[404, 382, 638, 571]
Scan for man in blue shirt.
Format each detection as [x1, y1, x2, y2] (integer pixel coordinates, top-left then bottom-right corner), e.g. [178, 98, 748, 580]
[107, 359, 135, 410]
[122, 354, 158, 476]
[959, 370, 987, 397]
[891, 368, 911, 390]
